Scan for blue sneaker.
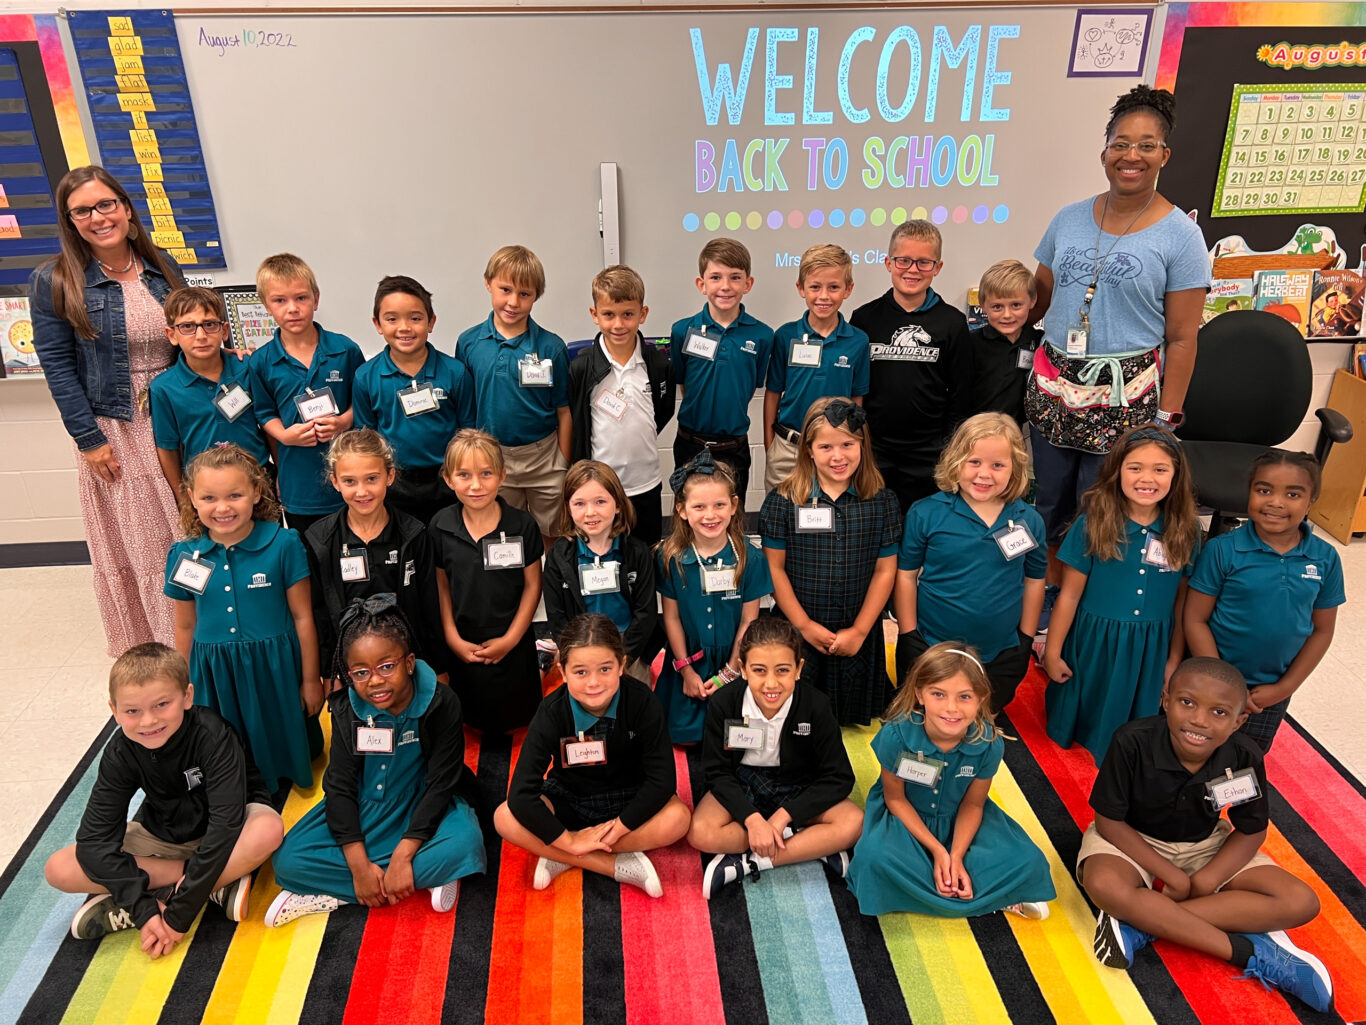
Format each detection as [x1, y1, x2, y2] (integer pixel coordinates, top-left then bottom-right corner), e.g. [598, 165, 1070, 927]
[1093, 909, 1154, 969]
[1037, 584, 1060, 633]
[1240, 931, 1333, 1013]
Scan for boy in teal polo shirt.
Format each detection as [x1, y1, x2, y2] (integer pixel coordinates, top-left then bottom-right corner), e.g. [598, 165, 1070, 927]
[247, 253, 364, 535]
[150, 287, 269, 497]
[454, 245, 570, 544]
[670, 238, 774, 502]
[354, 275, 475, 525]
[763, 243, 869, 491]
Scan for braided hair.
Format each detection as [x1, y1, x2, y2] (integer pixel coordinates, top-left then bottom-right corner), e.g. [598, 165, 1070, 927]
[335, 593, 415, 684]
[1106, 84, 1176, 142]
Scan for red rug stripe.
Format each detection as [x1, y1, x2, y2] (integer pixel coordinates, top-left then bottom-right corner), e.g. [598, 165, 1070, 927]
[1012, 670, 1303, 1025]
[483, 731, 533, 1024]
[1265, 726, 1366, 879]
[464, 725, 481, 775]
[620, 748, 726, 1025]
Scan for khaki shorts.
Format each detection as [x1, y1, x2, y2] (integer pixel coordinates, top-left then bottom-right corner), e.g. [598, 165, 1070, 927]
[121, 801, 276, 860]
[1077, 819, 1277, 891]
[764, 433, 799, 492]
[502, 432, 569, 536]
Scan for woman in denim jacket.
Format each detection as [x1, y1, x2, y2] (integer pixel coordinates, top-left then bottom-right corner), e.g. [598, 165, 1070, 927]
[30, 166, 185, 654]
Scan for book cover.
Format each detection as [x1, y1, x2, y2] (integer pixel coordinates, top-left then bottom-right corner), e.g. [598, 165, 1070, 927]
[1254, 269, 1314, 336]
[0, 297, 40, 377]
[1203, 279, 1256, 323]
[1308, 269, 1364, 338]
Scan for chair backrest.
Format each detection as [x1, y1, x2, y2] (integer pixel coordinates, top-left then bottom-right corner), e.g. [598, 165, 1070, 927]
[1181, 310, 1312, 446]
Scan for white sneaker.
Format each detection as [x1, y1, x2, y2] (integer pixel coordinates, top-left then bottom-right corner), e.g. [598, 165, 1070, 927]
[430, 881, 460, 912]
[612, 851, 663, 898]
[533, 857, 572, 891]
[1005, 901, 1051, 921]
[264, 890, 343, 927]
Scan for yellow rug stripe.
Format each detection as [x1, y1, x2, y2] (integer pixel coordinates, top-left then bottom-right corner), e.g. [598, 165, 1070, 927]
[59, 914, 196, 1025]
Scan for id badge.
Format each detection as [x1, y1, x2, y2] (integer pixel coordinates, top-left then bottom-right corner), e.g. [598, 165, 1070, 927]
[294, 386, 339, 422]
[1016, 346, 1036, 371]
[518, 356, 553, 388]
[702, 565, 737, 593]
[993, 520, 1038, 561]
[482, 533, 526, 570]
[1065, 324, 1088, 357]
[170, 552, 214, 594]
[579, 560, 620, 594]
[357, 725, 394, 754]
[797, 506, 834, 532]
[1142, 537, 1171, 570]
[1205, 767, 1261, 809]
[398, 381, 439, 417]
[214, 382, 252, 423]
[594, 388, 628, 420]
[895, 751, 945, 787]
[724, 718, 766, 750]
[560, 735, 607, 767]
[683, 329, 717, 361]
[789, 340, 821, 367]
[339, 546, 370, 583]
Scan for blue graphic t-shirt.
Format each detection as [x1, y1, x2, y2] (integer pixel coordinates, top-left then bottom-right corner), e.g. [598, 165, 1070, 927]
[1034, 201, 1210, 356]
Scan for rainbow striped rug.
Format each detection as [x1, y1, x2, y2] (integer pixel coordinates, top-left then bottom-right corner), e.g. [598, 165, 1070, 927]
[2, 668, 1364, 1025]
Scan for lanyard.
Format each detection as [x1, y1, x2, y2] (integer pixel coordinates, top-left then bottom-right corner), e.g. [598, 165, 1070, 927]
[1081, 191, 1156, 330]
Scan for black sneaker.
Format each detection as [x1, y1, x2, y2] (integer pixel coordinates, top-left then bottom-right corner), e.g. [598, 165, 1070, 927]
[70, 895, 137, 940]
[1093, 909, 1153, 969]
[701, 852, 756, 900]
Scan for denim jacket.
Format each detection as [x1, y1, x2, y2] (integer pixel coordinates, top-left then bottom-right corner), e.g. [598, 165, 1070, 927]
[29, 254, 180, 451]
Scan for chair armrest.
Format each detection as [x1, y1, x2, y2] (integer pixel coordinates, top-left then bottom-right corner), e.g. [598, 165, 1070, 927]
[1315, 407, 1354, 444]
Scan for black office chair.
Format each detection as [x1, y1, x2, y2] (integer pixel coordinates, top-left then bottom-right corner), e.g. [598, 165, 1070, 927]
[1180, 310, 1352, 536]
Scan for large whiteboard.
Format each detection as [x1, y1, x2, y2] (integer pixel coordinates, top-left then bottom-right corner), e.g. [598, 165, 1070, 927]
[122, 8, 1148, 352]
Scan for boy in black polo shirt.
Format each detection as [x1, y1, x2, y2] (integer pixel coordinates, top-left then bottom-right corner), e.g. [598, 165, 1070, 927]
[967, 259, 1041, 426]
[1080, 658, 1332, 1013]
[44, 644, 281, 954]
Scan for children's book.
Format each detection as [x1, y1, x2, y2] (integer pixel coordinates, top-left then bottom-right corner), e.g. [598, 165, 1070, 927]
[1308, 269, 1364, 338]
[1254, 269, 1314, 336]
[1203, 279, 1256, 324]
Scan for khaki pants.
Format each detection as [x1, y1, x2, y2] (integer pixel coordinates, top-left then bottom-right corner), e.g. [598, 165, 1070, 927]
[764, 433, 799, 492]
[502, 432, 569, 536]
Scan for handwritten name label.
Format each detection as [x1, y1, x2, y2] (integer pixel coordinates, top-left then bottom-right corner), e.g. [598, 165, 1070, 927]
[198, 26, 299, 56]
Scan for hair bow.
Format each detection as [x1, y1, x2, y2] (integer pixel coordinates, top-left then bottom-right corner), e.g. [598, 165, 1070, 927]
[822, 399, 867, 433]
[338, 592, 399, 632]
[668, 449, 730, 493]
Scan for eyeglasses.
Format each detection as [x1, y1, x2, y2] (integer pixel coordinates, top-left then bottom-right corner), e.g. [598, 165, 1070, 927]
[1106, 141, 1166, 156]
[172, 319, 225, 337]
[889, 257, 939, 272]
[348, 658, 407, 684]
[67, 198, 121, 222]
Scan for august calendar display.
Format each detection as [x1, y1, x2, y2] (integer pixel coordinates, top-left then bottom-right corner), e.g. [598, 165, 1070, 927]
[1213, 84, 1366, 218]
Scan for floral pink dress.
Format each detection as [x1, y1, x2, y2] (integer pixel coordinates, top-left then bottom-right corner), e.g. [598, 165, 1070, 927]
[75, 276, 181, 655]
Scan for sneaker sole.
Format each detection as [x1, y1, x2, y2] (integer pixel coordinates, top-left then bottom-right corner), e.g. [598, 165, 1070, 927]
[701, 854, 725, 900]
[431, 882, 460, 913]
[224, 877, 252, 923]
[264, 890, 294, 928]
[71, 895, 118, 940]
[1093, 911, 1132, 969]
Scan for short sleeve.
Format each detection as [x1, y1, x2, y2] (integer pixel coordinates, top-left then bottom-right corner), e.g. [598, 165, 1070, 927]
[351, 368, 378, 430]
[1315, 547, 1346, 609]
[1033, 208, 1064, 268]
[898, 501, 929, 571]
[148, 378, 179, 451]
[976, 735, 1004, 778]
[163, 544, 192, 601]
[1166, 217, 1213, 294]
[522, 513, 547, 563]
[1023, 507, 1048, 579]
[850, 331, 871, 397]
[739, 541, 773, 600]
[248, 356, 281, 424]
[279, 529, 311, 587]
[765, 333, 788, 393]
[1087, 729, 1136, 821]
[550, 342, 570, 408]
[759, 490, 792, 551]
[1187, 536, 1228, 598]
[870, 719, 908, 771]
[1057, 515, 1094, 575]
[656, 554, 680, 601]
[876, 488, 901, 555]
[669, 317, 691, 386]
[451, 362, 477, 428]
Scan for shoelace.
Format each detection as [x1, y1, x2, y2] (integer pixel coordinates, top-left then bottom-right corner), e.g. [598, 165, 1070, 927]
[107, 907, 135, 930]
[743, 857, 761, 883]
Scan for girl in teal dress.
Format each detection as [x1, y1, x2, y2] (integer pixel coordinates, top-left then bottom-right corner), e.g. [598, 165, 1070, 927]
[848, 643, 1054, 918]
[266, 596, 486, 925]
[655, 452, 772, 744]
[1043, 425, 1200, 761]
[164, 444, 321, 793]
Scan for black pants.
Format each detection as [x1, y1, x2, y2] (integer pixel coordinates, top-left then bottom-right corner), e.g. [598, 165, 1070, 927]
[629, 483, 664, 549]
[873, 448, 937, 518]
[283, 509, 329, 536]
[673, 430, 751, 505]
[389, 464, 458, 528]
[895, 628, 1034, 712]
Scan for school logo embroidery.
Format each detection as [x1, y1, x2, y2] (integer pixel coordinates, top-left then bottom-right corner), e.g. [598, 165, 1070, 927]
[326, 370, 342, 382]
[794, 722, 811, 736]
[871, 324, 939, 362]
[432, 388, 447, 400]
[247, 572, 272, 589]
[1303, 564, 1321, 580]
[955, 766, 976, 779]
[835, 355, 850, 368]
[403, 560, 416, 586]
[742, 340, 757, 355]
[627, 571, 638, 585]
[385, 550, 399, 564]
[398, 730, 418, 746]
[184, 767, 203, 790]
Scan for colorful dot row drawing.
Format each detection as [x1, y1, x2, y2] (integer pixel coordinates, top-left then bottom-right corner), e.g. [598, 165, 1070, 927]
[681, 204, 1011, 232]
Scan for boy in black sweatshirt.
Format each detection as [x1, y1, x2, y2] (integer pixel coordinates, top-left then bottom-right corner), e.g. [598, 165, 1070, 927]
[44, 644, 281, 955]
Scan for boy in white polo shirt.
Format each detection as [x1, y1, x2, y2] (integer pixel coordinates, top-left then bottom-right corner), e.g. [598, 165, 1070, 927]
[567, 265, 676, 546]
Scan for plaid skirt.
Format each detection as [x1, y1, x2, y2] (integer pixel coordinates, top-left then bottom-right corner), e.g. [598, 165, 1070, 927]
[1025, 342, 1162, 454]
[735, 764, 806, 820]
[541, 774, 635, 830]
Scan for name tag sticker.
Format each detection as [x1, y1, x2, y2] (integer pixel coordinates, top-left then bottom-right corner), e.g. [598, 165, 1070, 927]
[895, 751, 945, 787]
[702, 565, 737, 593]
[560, 736, 607, 767]
[214, 383, 252, 422]
[1142, 537, 1171, 569]
[518, 356, 553, 388]
[339, 547, 369, 583]
[1205, 767, 1260, 810]
[789, 341, 821, 367]
[294, 386, 339, 422]
[1016, 346, 1036, 370]
[594, 388, 628, 420]
[724, 719, 766, 750]
[357, 725, 394, 754]
[1065, 325, 1088, 357]
[579, 560, 620, 594]
[993, 521, 1038, 561]
[170, 553, 214, 594]
[683, 329, 717, 361]
[796, 506, 834, 532]
[398, 382, 439, 417]
[482, 534, 526, 570]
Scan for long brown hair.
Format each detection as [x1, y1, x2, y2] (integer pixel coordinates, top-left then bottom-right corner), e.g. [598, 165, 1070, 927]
[44, 166, 182, 340]
[179, 444, 281, 538]
[658, 458, 747, 582]
[884, 641, 999, 745]
[1081, 424, 1198, 568]
[777, 396, 885, 504]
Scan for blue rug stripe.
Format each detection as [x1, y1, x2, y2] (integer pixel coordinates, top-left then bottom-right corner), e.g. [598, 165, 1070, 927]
[794, 860, 867, 1025]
